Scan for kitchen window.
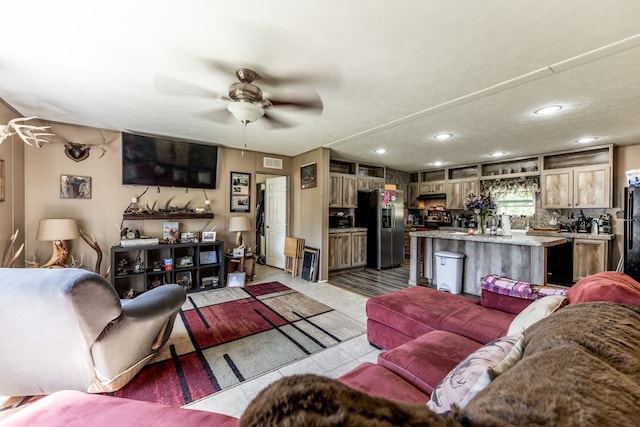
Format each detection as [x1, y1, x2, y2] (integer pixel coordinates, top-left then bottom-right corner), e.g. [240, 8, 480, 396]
[482, 176, 540, 217]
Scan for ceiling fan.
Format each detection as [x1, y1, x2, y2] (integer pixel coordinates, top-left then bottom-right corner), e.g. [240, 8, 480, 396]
[222, 67, 323, 127]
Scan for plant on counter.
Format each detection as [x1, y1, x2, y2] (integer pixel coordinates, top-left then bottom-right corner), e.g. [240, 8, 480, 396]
[465, 192, 497, 234]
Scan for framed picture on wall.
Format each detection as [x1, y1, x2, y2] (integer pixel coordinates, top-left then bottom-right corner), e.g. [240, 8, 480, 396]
[0, 159, 4, 202]
[301, 162, 317, 189]
[230, 171, 251, 212]
[60, 174, 92, 199]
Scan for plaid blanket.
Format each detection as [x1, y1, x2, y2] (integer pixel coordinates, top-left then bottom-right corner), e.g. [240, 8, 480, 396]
[481, 274, 566, 300]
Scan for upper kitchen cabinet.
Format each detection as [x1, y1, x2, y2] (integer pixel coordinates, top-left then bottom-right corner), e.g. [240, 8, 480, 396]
[329, 173, 358, 208]
[419, 169, 446, 195]
[541, 146, 612, 209]
[356, 163, 386, 191]
[446, 166, 479, 210]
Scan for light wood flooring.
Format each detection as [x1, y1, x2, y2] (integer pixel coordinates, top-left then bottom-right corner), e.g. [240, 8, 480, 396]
[328, 261, 427, 297]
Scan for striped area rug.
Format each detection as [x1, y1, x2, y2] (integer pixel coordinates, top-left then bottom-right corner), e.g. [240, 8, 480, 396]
[111, 281, 365, 406]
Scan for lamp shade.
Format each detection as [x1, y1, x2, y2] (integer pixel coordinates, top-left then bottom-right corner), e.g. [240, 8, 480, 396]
[228, 216, 251, 232]
[36, 218, 80, 241]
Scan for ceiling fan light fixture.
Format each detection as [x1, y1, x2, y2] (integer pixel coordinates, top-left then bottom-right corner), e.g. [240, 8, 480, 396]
[227, 101, 265, 124]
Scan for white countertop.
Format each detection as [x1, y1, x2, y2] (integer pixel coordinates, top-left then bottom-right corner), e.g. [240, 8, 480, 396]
[408, 229, 568, 247]
[329, 227, 367, 233]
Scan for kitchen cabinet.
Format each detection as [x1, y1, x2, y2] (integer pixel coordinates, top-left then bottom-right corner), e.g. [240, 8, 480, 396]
[419, 181, 446, 195]
[351, 232, 368, 267]
[329, 173, 357, 208]
[328, 233, 352, 270]
[573, 239, 609, 281]
[446, 179, 478, 210]
[357, 176, 386, 191]
[328, 229, 367, 270]
[541, 165, 610, 209]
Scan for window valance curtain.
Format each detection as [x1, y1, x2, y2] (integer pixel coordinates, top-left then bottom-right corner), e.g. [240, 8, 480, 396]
[481, 176, 540, 198]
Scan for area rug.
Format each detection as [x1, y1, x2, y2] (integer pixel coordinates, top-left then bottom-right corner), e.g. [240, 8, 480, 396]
[110, 281, 365, 407]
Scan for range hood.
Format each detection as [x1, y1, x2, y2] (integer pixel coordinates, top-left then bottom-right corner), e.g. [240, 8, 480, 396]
[416, 193, 447, 201]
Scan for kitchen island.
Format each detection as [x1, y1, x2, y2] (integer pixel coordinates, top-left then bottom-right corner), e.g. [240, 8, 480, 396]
[408, 230, 568, 295]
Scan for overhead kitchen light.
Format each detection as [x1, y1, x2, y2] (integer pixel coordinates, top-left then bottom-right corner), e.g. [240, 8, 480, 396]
[576, 136, 598, 143]
[376, 148, 387, 154]
[432, 161, 444, 166]
[490, 151, 506, 157]
[534, 105, 562, 115]
[434, 133, 453, 140]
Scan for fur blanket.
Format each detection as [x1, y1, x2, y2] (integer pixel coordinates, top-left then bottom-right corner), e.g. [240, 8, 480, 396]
[239, 374, 460, 427]
[462, 302, 640, 426]
[240, 303, 640, 427]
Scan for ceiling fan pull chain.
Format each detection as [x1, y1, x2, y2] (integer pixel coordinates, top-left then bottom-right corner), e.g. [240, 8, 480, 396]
[241, 121, 247, 158]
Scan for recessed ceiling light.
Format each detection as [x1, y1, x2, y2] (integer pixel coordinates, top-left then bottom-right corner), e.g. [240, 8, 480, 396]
[434, 133, 453, 141]
[534, 105, 562, 115]
[490, 152, 506, 157]
[432, 161, 444, 166]
[375, 148, 387, 154]
[576, 137, 598, 143]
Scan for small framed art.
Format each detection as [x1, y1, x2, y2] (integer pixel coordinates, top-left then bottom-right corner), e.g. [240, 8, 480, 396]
[60, 174, 92, 199]
[228, 272, 246, 287]
[176, 271, 192, 289]
[202, 231, 217, 242]
[301, 162, 317, 189]
[230, 171, 250, 212]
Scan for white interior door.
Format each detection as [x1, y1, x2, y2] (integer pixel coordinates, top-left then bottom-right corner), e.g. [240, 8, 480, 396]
[265, 176, 287, 268]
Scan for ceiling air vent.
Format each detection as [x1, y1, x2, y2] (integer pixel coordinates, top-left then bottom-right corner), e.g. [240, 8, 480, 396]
[263, 157, 283, 169]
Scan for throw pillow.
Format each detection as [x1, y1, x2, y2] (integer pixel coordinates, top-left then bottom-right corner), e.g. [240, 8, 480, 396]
[566, 271, 640, 305]
[507, 295, 567, 335]
[426, 334, 524, 413]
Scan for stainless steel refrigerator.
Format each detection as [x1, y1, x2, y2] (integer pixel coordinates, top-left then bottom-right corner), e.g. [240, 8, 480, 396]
[624, 187, 640, 281]
[357, 189, 404, 269]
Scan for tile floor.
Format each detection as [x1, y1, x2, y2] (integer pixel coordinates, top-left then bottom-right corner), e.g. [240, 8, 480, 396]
[183, 264, 382, 419]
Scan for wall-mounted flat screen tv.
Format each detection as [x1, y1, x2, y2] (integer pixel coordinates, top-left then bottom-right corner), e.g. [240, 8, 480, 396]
[122, 132, 218, 189]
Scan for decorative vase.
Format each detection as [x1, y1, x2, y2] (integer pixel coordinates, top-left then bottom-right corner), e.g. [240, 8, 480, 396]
[478, 214, 487, 234]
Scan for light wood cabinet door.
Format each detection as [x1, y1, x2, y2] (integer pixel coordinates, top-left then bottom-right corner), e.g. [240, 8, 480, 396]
[357, 176, 372, 191]
[573, 239, 608, 282]
[329, 174, 343, 207]
[431, 181, 446, 193]
[573, 165, 610, 208]
[342, 175, 358, 208]
[351, 232, 367, 267]
[460, 179, 478, 203]
[372, 177, 386, 190]
[541, 169, 573, 209]
[446, 181, 462, 209]
[407, 183, 420, 209]
[328, 233, 353, 270]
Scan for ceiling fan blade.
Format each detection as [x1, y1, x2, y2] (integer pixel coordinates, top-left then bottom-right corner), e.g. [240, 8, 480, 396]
[261, 111, 294, 128]
[153, 74, 221, 98]
[268, 95, 323, 112]
[195, 107, 235, 124]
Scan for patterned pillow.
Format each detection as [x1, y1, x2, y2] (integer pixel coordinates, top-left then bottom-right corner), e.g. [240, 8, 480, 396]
[507, 295, 567, 335]
[427, 334, 524, 413]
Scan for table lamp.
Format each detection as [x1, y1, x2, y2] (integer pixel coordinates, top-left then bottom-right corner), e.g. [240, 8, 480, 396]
[36, 218, 80, 268]
[228, 216, 251, 248]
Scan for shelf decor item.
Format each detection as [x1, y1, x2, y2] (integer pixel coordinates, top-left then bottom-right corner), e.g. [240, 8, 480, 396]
[230, 171, 250, 212]
[163, 222, 179, 243]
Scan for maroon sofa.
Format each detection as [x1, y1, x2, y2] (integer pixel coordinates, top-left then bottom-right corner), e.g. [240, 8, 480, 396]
[339, 271, 640, 409]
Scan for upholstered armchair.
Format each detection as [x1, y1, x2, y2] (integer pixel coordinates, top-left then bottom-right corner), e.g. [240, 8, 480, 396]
[0, 268, 186, 396]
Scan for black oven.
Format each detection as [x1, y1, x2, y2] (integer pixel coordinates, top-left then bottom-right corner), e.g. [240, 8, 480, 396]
[547, 238, 574, 286]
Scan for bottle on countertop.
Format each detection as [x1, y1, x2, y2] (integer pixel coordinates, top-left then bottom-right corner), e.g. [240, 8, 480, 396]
[591, 219, 599, 235]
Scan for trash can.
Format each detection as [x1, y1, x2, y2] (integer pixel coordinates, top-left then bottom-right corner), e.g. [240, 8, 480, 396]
[434, 251, 465, 294]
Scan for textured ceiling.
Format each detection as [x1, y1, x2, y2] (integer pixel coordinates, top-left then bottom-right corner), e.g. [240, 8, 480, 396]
[1, 1, 640, 171]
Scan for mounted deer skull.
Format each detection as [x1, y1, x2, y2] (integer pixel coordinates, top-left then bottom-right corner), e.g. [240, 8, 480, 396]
[0, 116, 110, 161]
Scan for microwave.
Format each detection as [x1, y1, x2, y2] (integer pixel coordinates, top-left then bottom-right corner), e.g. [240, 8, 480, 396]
[330, 215, 353, 228]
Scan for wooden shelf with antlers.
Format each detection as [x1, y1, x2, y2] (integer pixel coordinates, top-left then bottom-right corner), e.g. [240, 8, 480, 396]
[122, 213, 214, 220]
